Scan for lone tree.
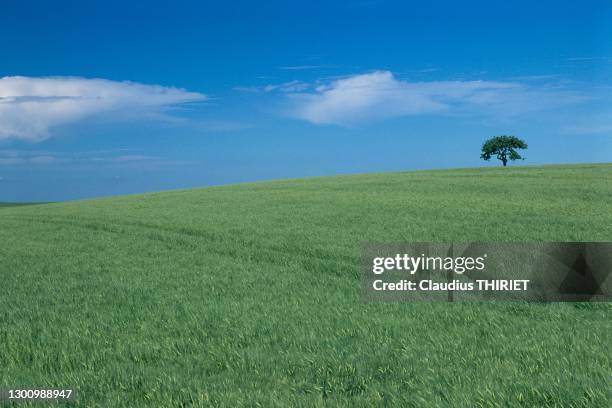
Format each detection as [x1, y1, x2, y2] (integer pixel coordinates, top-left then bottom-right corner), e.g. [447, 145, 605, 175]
[480, 135, 528, 166]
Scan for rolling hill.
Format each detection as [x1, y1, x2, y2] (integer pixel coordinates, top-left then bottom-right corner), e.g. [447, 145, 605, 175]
[1, 164, 610, 407]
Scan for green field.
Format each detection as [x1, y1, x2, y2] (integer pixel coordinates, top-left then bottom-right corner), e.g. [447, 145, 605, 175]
[1, 164, 610, 407]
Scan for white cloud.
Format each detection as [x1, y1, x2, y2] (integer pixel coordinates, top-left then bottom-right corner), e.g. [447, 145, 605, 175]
[0, 76, 206, 141]
[285, 71, 585, 126]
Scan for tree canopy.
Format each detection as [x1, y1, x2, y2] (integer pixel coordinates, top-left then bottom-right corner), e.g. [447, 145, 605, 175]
[480, 135, 528, 166]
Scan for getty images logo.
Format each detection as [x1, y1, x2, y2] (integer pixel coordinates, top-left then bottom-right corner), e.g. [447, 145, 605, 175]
[372, 253, 487, 275]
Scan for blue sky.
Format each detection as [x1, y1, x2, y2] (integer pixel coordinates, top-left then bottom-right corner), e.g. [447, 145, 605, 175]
[1, 0, 611, 201]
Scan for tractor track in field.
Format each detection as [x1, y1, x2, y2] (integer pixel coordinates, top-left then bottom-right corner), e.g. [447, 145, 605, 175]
[1, 213, 357, 277]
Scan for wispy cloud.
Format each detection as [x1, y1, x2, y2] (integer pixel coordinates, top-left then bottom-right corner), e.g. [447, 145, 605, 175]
[0, 151, 61, 165]
[0, 76, 207, 141]
[414, 68, 439, 73]
[281, 71, 587, 126]
[504, 74, 559, 82]
[570, 125, 612, 134]
[563, 119, 612, 135]
[0, 149, 169, 167]
[234, 80, 311, 93]
[112, 155, 154, 162]
[264, 80, 311, 93]
[566, 57, 610, 62]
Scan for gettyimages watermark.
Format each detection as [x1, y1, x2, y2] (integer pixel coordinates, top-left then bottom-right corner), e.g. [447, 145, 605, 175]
[361, 243, 611, 302]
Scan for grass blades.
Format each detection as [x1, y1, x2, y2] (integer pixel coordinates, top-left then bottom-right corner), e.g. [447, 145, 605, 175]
[1, 164, 611, 406]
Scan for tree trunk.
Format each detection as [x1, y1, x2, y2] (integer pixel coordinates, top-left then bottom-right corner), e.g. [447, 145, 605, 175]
[502, 158, 507, 166]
